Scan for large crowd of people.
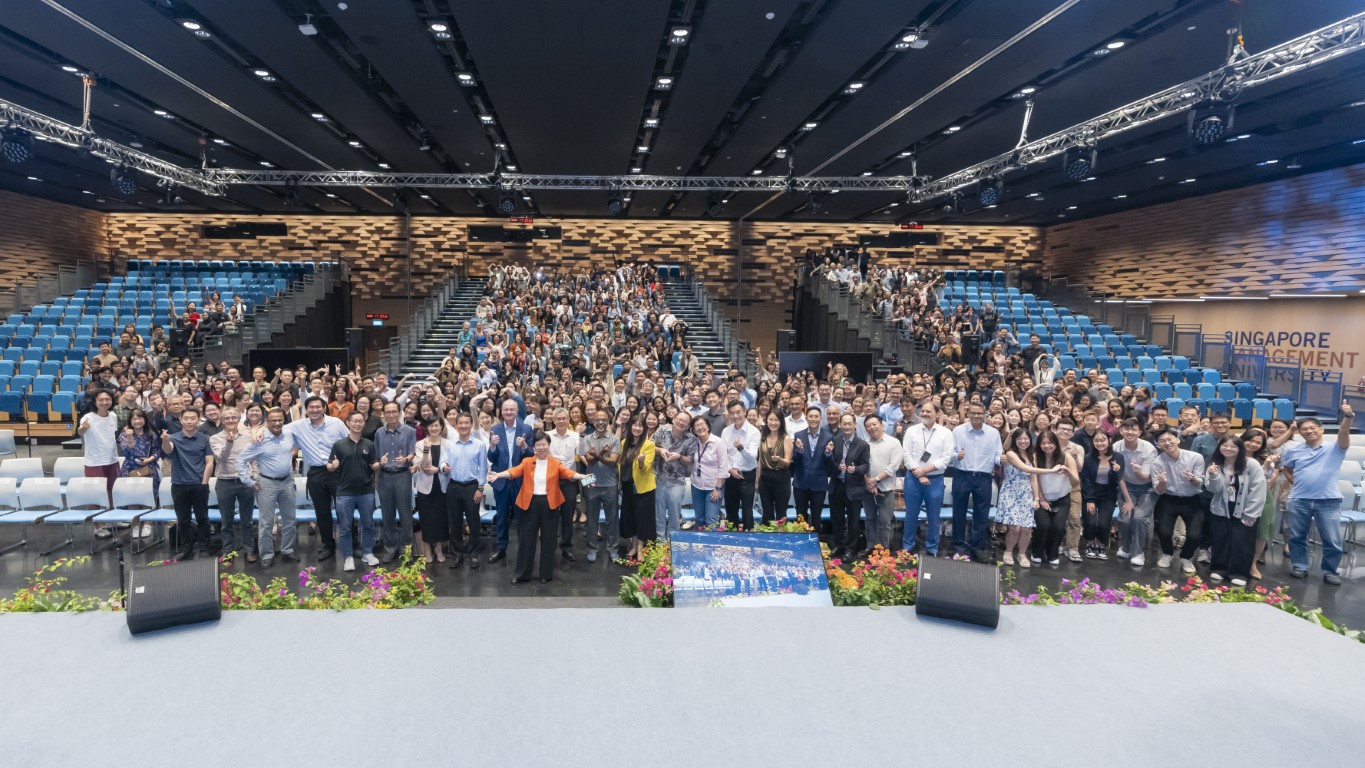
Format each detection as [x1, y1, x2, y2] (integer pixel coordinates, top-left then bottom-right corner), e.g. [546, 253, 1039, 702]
[71, 254, 1352, 588]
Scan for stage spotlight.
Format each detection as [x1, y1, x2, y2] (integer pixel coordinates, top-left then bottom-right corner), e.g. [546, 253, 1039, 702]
[1189, 106, 1234, 146]
[940, 193, 960, 217]
[1061, 147, 1097, 181]
[391, 188, 409, 213]
[705, 194, 724, 217]
[1, 129, 34, 164]
[110, 166, 137, 196]
[978, 177, 1003, 206]
[606, 196, 625, 216]
[498, 194, 517, 214]
[161, 185, 184, 206]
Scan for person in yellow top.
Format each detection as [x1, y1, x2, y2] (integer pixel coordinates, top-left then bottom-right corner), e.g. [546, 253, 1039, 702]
[621, 417, 657, 559]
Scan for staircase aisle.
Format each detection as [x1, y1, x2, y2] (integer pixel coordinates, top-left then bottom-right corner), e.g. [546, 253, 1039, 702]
[399, 279, 486, 377]
[660, 280, 731, 370]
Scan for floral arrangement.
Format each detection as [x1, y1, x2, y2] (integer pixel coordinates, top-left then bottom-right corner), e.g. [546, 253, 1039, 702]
[218, 549, 435, 610]
[617, 517, 816, 607]
[824, 545, 919, 608]
[0, 556, 123, 613]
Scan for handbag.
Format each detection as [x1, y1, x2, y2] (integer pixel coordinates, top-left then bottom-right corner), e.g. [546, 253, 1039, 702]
[128, 464, 152, 478]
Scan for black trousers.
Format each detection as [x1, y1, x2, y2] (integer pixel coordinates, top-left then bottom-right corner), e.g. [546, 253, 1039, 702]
[1031, 494, 1070, 563]
[558, 479, 578, 552]
[515, 495, 559, 581]
[171, 482, 210, 550]
[1082, 490, 1117, 545]
[828, 489, 861, 553]
[447, 481, 483, 555]
[793, 487, 826, 531]
[757, 468, 792, 524]
[1208, 514, 1256, 579]
[1156, 494, 1203, 559]
[724, 469, 756, 530]
[306, 466, 338, 549]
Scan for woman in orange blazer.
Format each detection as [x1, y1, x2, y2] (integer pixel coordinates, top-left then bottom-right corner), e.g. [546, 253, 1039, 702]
[489, 430, 593, 584]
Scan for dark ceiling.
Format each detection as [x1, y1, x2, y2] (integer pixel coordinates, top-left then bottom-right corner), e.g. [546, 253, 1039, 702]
[0, 0, 1362, 225]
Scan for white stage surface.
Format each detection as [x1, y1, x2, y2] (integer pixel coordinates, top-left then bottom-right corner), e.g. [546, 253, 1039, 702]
[0, 604, 1360, 767]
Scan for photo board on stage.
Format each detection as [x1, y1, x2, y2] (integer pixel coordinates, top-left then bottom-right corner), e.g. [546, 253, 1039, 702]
[670, 531, 831, 608]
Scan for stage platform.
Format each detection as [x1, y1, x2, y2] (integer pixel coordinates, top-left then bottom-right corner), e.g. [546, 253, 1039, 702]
[0, 604, 1359, 766]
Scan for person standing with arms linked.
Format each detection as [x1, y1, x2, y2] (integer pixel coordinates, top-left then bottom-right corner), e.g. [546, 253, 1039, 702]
[1280, 402, 1354, 585]
[487, 398, 535, 564]
[328, 411, 381, 573]
[237, 408, 300, 567]
[951, 403, 1002, 563]
[901, 402, 954, 555]
[286, 396, 348, 561]
[791, 406, 834, 532]
[161, 407, 214, 560]
[488, 431, 593, 584]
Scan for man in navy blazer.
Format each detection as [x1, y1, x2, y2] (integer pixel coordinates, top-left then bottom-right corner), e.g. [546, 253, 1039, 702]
[487, 398, 535, 562]
[790, 405, 833, 531]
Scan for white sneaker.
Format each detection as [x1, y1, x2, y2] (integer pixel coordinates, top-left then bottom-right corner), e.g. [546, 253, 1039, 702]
[1131, 553, 1145, 567]
[1030, 555, 1042, 563]
[1180, 558, 1196, 574]
[1067, 548, 1082, 563]
[1230, 578, 1247, 587]
[140, 524, 152, 538]
[94, 527, 113, 539]
[362, 553, 379, 567]
[1157, 554, 1173, 568]
[343, 557, 355, 572]
[129, 525, 142, 539]
[1209, 572, 1224, 582]
[1196, 548, 1212, 564]
[1048, 559, 1060, 566]
[1116, 549, 1131, 560]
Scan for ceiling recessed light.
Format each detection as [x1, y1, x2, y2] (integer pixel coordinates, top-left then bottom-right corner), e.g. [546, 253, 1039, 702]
[505, 165, 517, 171]
[1187, 25, 1197, 31]
[1067, 205, 1078, 210]
[901, 31, 920, 44]
[348, 140, 362, 147]
[479, 115, 494, 124]
[26, 176, 40, 181]
[630, 167, 642, 173]
[1147, 156, 1166, 164]
[82, 190, 93, 195]
[433, 31, 452, 40]
[1019, 86, 1037, 95]
[1113, 194, 1127, 199]
[671, 27, 689, 38]
[898, 150, 914, 157]
[261, 75, 277, 82]
[259, 161, 273, 167]
[494, 142, 507, 149]
[326, 193, 337, 198]
[60, 64, 79, 73]
[1235, 133, 1252, 139]
[1093, 48, 1111, 56]
[457, 72, 475, 84]
[311, 113, 328, 121]
[752, 169, 763, 175]
[181, 21, 202, 31]
[429, 22, 448, 32]
[213, 138, 228, 146]
[1257, 159, 1279, 166]
[644, 117, 659, 127]
[773, 148, 788, 158]
[378, 163, 390, 169]
[253, 69, 270, 77]
[802, 121, 818, 131]
[637, 145, 649, 152]
[1106, 40, 1126, 50]
[419, 194, 431, 200]
[193, 29, 212, 39]
[843, 81, 866, 95]
[655, 76, 673, 89]
[944, 125, 961, 133]
[861, 171, 873, 177]
[1179, 177, 1196, 183]
[1083, 176, 1096, 182]
[1025, 192, 1039, 198]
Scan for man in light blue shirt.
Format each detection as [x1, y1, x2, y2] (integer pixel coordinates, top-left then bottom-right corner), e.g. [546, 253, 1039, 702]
[1281, 402, 1354, 584]
[286, 397, 348, 560]
[237, 408, 299, 567]
[443, 412, 490, 568]
[950, 404, 1002, 561]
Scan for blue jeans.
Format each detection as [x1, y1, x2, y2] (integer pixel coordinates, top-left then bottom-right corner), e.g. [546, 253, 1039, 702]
[903, 474, 945, 553]
[656, 483, 685, 537]
[334, 494, 375, 558]
[951, 471, 992, 555]
[691, 485, 721, 528]
[1287, 497, 1344, 575]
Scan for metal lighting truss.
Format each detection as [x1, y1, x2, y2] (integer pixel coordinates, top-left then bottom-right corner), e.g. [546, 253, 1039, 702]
[907, 10, 1365, 203]
[203, 169, 923, 192]
[0, 97, 223, 196]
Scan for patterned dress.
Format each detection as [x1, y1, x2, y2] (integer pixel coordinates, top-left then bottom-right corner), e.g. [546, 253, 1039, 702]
[996, 462, 1036, 528]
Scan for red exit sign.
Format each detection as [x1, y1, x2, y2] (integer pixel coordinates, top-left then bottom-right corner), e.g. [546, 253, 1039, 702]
[365, 313, 390, 321]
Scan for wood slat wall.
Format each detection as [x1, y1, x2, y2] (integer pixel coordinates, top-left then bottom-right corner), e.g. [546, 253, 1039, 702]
[1042, 162, 1365, 297]
[104, 214, 1043, 348]
[0, 189, 107, 289]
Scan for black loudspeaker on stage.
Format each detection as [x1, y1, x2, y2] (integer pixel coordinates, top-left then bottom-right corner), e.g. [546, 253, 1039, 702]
[914, 556, 1000, 629]
[126, 558, 222, 636]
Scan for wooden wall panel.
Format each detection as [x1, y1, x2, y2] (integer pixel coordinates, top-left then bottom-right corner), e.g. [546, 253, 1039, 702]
[0, 189, 107, 288]
[1042, 162, 1365, 298]
[104, 214, 1042, 349]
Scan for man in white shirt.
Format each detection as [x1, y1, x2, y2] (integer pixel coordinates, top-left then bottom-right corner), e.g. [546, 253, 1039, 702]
[901, 402, 955, 555]
[1152, 429, 1207, 574]
[862, 415, 905, 554]
[951, 404, 1002, 562]
[1113, 418, 1158, 567]
[547, 408, 581, 561]
[720, 401, 760, 530]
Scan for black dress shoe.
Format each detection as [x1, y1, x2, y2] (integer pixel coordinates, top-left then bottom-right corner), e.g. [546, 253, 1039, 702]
[538, 577, 553, 583]
[487, 549, 507, 564]
[245, 550, 258, 564]
[448, 554, 464, 569]
[317, 548, 335, 562]
[280, 550, 300, 562]
[561, 549, 576, 562]
[177, 548, 196, 561]
[469, 554, 480, 569]
[510, 577, 528, 584]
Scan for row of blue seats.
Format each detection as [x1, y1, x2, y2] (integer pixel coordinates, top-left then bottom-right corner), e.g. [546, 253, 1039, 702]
[126, 259, 328, 273]
[0, 345, 102, 363]
[943, 270, 1007, 285]
[1162, 397, 1293, 424]
[0, 360, 85, 378]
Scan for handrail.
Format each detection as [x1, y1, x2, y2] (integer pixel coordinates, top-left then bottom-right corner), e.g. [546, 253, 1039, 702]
[378, 268, 461, 377]
[684, 273, 756, 378]
[805, 275, 938, 375]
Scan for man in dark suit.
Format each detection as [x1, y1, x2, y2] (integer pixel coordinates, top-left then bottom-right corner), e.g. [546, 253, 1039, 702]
[790, 405, 833, 531]
[828, 412, 869, 560]
[856, 248, 870, 280]
[487, 397, 535, 563]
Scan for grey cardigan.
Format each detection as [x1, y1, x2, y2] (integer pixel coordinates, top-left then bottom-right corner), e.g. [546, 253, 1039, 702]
[1204, 457, 1266, 521]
